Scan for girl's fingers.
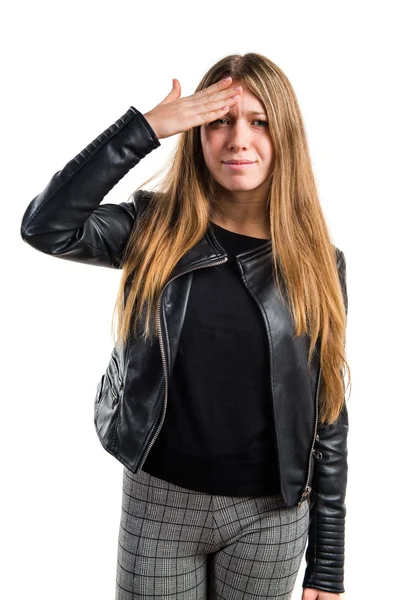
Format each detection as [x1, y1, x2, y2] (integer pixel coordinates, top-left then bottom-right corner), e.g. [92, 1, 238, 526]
[203, 77, 233, 93]
[192, 91, 240, 116]
[194, 77, 239, 100]
[192, 95, 240, 126]
[192, 83, 242, 112]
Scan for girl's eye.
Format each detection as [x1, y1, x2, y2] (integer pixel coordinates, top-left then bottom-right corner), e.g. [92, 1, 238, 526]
[210, 119, 269, 127]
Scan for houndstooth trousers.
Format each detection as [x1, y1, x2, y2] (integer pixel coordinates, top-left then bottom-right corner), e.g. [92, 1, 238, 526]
[115, 466, 310, 599]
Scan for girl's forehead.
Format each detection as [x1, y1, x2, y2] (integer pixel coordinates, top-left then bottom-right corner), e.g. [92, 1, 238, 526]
[229, 97, 266, 116]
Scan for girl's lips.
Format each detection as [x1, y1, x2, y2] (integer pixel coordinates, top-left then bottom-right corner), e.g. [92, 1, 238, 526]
[222, 162, 255, 170]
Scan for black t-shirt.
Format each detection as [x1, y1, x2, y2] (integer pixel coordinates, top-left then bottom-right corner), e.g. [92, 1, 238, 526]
[142, 222, 281, 496]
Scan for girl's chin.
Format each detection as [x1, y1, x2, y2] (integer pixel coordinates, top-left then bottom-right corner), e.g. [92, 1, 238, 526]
[219, 180, 257, 191]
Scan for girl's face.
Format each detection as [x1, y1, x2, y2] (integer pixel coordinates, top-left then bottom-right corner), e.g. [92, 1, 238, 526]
[200, 81, 274, 196]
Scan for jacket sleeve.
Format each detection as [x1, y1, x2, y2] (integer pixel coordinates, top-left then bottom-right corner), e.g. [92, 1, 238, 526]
[302, 249, 349, 594]
[20, 106, 160, 269]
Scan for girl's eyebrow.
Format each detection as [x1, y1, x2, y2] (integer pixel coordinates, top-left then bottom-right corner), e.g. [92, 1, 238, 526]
[227, 109, 268, 117]
[247, 110, 268, 117]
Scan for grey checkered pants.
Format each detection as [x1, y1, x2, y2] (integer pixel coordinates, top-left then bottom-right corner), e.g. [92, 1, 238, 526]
[115, 467, 310, 599]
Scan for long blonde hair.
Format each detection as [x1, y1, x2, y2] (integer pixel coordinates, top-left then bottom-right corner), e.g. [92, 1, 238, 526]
[111, 52, 351, 426]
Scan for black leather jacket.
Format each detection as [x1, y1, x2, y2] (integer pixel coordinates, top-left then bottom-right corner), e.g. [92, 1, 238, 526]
[20, 106, 349, 595]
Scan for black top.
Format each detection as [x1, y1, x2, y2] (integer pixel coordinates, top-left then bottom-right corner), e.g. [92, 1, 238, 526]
[142, 222, 281, 496]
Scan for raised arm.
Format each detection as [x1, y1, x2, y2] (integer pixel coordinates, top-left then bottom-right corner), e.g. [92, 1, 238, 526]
[20, 106, 160, 269]
[21, 77, 250, 269]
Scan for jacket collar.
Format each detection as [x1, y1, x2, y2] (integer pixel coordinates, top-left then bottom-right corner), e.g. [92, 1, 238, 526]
[168, 221, 273, 281]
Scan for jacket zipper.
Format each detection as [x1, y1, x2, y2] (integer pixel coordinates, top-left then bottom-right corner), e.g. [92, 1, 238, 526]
[297, 364, 322, 507]
[136, 255, 229, 471]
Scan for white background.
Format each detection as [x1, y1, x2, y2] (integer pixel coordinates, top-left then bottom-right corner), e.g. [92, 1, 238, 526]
[2, 1, 399, 598]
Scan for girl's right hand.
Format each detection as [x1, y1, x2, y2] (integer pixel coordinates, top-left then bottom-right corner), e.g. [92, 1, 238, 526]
[143, 77, 242, 140]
